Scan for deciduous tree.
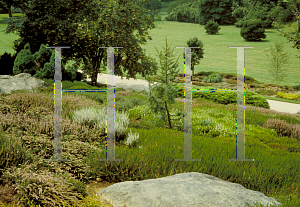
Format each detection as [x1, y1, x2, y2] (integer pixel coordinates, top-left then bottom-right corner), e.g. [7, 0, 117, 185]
[198, 0, 236, 25]
[272, 0, 300, 60]
[265, 40, 290, 90]
[3, 0, 162, 86]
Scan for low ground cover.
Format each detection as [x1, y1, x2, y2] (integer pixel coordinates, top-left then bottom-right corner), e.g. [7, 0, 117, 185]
[0, 77, 300, 207]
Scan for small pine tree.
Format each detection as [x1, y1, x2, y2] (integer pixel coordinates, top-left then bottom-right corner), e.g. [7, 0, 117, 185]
[144, 36, 182, 129]
[13, 43, 38, 76]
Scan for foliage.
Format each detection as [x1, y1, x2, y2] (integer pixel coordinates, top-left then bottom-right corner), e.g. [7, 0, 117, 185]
[115, 96, 147, 114]
[182, 37, 204, 79]
[141, 0, 162, 20]
[265, 40, 290, 89]
[231, 0, 248, 25]
[276, 92, 299, 100]
[34, 49, 78, 82]
[166, 0, 199, 15]
[0, 128, 35, 179]
[70, 106, 130, 143]
[262, 118, 297, 139]
[12, 42, 38, 76]
[272, 0, 300, 61]
[65, 177, 88, 197]
[233, 0, 276, 28]
[198, 0, 236, 25]
[268, 0, 295, 24]
[204, 72, 223, 83]
[240, 18, 267, 41]
[293, 84, 300, 90]
[188, 89, 270, 109]
[2, 0, 161, 86]
[165, 1, 200, 23]
[0, 0, 21, 16]
[11, 42, 78, 82]
[144, 36, 181, 129]
[204, 20, 221, 34]
[244, 1, 275, 29]
[31, 43, 53, 74]
[0, 166, 85, 207]
[0, 51, 16, 75]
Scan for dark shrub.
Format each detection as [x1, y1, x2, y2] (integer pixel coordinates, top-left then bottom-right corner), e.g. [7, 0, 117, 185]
[13, 43, 38, 76]
[76, 71, 83, 81]
[240, 19, 266, 41]
[204, 20, 221, 35]
[0, 52, 16, 75]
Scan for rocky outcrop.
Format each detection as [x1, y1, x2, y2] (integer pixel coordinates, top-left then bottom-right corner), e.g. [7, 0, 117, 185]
[0, 73, 47, 94]
[98, 172, 282, 207]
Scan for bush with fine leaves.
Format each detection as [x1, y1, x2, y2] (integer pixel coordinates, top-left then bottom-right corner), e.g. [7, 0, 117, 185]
[165, 1, 200, 23]
[240, 19, 266, 41]
[204, 73, 223, 83]
[204, 20, 221, 35]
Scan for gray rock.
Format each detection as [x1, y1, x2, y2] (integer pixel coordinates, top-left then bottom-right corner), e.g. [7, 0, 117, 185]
[98, 172, 282, 207]
[0, 73, 47, 94]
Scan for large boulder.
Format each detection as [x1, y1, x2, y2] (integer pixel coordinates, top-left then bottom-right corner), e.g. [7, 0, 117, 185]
[0, 73, 47, 94]
[98, 172, 282, 207]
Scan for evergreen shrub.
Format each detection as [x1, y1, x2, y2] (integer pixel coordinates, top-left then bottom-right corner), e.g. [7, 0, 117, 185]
[13, 43, 38, 76]
[175, 87, 270, 109]
[240, 19, 266, 41]
[204, 20, 221, 35]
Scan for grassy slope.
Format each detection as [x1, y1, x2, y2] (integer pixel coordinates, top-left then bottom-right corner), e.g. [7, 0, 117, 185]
[1, 5, 300, 89]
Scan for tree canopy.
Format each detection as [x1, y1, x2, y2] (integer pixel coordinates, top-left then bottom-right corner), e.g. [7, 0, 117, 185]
[3, 0, 163, 85]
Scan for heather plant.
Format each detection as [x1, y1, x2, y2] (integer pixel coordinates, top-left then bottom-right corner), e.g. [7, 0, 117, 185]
[0, 165, 85, 207]
[124, 129, 141, 149]
[262, 119, 295, 138]
[70, 106, 130, 143]
[1, 78, 300, 206]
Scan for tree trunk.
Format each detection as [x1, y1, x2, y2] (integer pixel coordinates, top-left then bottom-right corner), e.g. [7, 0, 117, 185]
[8, 7, 12, 18]
[164, 100, 172, 129]
[91, 71, 97, 86]
[191, 65, 194, 81]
